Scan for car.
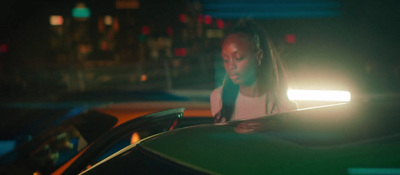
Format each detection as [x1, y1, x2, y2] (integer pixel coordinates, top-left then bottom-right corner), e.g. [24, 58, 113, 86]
[0, 101, 213, 175]
[1, 90, 192, 148]
[80, 100, 400, 175]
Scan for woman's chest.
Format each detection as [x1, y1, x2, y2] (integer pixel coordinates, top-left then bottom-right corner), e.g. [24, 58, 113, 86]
[233, 94, 268, 120]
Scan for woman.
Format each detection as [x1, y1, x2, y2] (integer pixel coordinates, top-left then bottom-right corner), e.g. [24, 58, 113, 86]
[210, 19, 297, 123]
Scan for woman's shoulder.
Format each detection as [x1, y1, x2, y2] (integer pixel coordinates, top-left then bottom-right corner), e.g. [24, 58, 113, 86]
[210, 86, 223, 103]
[211, 86, 223, 96]
[210, 86, 223, 117]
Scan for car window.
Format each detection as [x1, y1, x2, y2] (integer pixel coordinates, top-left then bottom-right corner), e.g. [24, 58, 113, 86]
[86, 118, 177, 167]
[63, 108, 184, 175]
[71, 111, 118, 143]
[29, 125, 87, 171]
[1, 110, 117, 175]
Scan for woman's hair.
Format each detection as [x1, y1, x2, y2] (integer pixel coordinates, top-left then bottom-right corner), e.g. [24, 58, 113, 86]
[215, 18, 292, 123]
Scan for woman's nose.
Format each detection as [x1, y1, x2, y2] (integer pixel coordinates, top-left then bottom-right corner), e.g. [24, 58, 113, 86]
[228, 59, 236, 70]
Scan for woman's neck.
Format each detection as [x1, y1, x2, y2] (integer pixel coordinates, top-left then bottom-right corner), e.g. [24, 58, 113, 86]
[239, 80, 265, 97]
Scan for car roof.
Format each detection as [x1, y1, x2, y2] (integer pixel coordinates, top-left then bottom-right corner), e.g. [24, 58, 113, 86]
[126, 101, 400, 174]
[94, 101, 210, 111]
[92, 101, 212, 126]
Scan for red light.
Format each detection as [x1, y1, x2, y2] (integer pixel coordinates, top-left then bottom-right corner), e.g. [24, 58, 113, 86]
[113, 17, 119, 32]
[204, 15, 212, 24]
[169, 119, 179, 131]
[179, 14, 186, 23]
[174, 48, 179, 56]
[180, 48, 186, 56]
[217, 19, 224, 29]
[100, 41, 108, 50]
[142, 26, 150, 35]
[174, 48, 186, 57]
[116, 0, 140, 9]
[0, 44, 8, 53]
[197, 14, 203, 23]
[167, 27, 173, 36]
[285, 34, 296, 44]
[98, 17, 104, 33]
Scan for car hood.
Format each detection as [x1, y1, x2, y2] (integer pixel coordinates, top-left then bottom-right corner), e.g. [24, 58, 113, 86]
[138, 102, 400, 174]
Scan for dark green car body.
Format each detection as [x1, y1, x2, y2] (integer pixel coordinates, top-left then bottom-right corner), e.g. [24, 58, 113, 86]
[83, 101, 400, 175]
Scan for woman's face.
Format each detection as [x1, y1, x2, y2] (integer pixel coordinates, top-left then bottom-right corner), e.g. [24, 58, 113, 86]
[221, 33, 258, 85]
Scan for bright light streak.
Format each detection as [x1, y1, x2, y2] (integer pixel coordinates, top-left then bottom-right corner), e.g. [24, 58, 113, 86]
[287, 89, 351, 102]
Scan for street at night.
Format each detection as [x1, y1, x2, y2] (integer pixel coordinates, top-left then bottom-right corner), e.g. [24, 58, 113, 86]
[1, 0, 400, 174]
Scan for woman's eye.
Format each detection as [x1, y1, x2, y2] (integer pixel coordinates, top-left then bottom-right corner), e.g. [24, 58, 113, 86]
[236, 56, 244, 60]
[223, 59, 228, 63]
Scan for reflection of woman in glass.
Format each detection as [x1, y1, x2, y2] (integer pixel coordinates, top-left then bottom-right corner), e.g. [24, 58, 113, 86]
[211, 19, 297, 123]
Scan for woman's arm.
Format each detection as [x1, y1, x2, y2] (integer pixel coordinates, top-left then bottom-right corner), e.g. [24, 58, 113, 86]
[210, 86, 223, 117]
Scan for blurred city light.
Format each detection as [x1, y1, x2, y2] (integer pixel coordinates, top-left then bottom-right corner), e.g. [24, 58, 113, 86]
[72, 2, 91, 18]
[285, 34, 296, 43]
[217, 19, 224, 29]
[287, 89, 351, 102]
[179, 14, 187, 23]
[167, 27, 173, 36]
[49, 15, 63, 26]
[100, 41, 108, 51]
[197, 14, 203, 23]
[140, 74, 147, 82]
[98, 17, 105, 32]
[174, 48, 186, 57]
[104, 15, 113, 26]
[142, 26, 150, 35]
[112, 17, 120, 32]
[0, 44, 8, 53]
[206, 29, 224, 38]
[204, 15, 212, 24]
[78, 44, 92, 54]
[115, 0, 139, 9]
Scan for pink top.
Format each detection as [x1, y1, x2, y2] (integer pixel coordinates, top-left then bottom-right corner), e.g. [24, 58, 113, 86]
[210, 86, 296, 121]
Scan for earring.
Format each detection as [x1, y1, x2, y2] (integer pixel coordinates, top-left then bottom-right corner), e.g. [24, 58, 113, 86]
[256, 49, 263, 66]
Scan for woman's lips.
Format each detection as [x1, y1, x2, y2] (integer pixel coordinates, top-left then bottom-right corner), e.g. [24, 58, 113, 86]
[230, 74, 239, 80]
